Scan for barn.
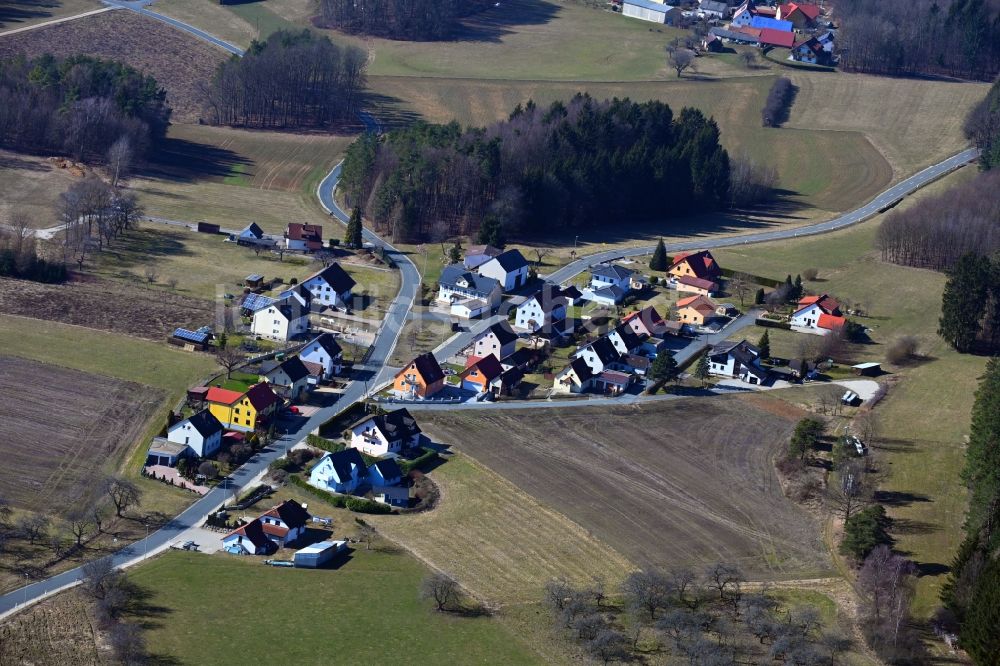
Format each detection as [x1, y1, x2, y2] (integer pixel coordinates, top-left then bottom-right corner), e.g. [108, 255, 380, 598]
[621, 0, 676, 24]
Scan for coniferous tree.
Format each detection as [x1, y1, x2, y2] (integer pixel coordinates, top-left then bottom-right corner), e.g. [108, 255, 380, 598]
[792, 274, 803, 300]
[476, 215, 505, 249]
[345, 206, 364, 248]
[757, 330, 771, 359]
[754, 287, 765, 305]
[448, 240, 462, 264]
[840, 505, 891, 561]
[694, 352, 710, 386]
[961, 357, 1000, 553]
[938, 253, 991, 352]
[650, 239, 668, 272]
[963, 557, 1000, 665]
[650, 353, 679, 386]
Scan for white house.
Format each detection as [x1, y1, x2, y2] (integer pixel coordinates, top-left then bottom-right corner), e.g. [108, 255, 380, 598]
[477, 249, 530, 292]
[552, 357, 595, 394]
[573, 336, 622, 375]
[790, 294, 846, 336]
[284, 223, 323, 252]
[582, 285, 628, 306]
[301, 263, 356, 310]
[258, 500, 311, 548]
[707, 339, 769, 385]
[515, 284, 568, 332]
[298, 333, 343, 380]
[259, 356, 310, 400]
[349, 408, 422, 457]
[309, 448, 367, 494]
[222, 519, 274, 556]
[166, 409, 223, 458]
[437, 264, 502, 313]
[607, 323, 645, 356]
[251, 286, 311, 342]
[470, 321, 519, 361]
[590, 263, 634, 292]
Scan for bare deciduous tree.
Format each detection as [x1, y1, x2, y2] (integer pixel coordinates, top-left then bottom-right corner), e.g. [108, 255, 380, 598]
[17, 515, 49, 545]
[67, 509, 93, 546]
[103, 477, 142, 517]
[622, 569, 671, 620]
[216, 347, 245, 379]
[728, 272, 753, 307]
[106, 136, 133, 189]
[667, 46, 696, 78]
[421, 572, 460, 611]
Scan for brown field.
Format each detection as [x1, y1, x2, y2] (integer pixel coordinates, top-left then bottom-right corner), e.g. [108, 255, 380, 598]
[0, 357, 164, 513]
[0, 151, 86, 228]
[418, 397, 832, 580]
[0, 10, 226, 122]
[0, 275, 215, 341]
[0, 0, 101, 32]
[0, 590, 107, 665]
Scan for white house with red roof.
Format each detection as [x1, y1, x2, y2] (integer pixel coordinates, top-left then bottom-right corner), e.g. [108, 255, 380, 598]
[776, 1, 820, 28]
[284, 223, 324, 252]
[258, 500, 311, 548]
[791, 294, 846, 335]
[222, 519, 275, 555]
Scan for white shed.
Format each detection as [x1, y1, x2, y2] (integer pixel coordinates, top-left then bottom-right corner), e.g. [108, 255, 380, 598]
[622, 0, 670, 24]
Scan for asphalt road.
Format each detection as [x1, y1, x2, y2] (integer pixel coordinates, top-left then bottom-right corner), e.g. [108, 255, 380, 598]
[102, 0, 245, 55]
[545, 148, 979, 284]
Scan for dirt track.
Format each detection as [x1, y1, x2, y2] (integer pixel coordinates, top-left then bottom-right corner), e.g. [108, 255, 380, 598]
[420, 396, 833, 580]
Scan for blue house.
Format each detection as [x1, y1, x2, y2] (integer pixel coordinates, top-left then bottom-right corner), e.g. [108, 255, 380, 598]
[309, 449, 367, 494]
[368, 458, 403, 487]
[749, 15, 793, 31]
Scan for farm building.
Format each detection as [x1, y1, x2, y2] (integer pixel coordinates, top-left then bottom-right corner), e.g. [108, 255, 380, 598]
[621, 0, 681, 24]
[699, 0, 729, 18]
[169, 326, 213, 351]
[284, 223, 323, 252]
[852, 362, 882, 376]
[293, 540, 347, 568]
[776, 1, 821, 27]
[758, 27, 796, 48]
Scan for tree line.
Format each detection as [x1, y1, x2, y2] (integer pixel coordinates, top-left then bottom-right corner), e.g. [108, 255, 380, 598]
[339, 95, 736, 243]
[965, 75, 1000, 170]
[940, 358, 1000, 664]
[837, 0, 1000, 81]
[937, 252, 1000, 353]
[317, 0, 486, 40]
[875, 169, 1000, 271]
[0, 54, 170, 161]
[204, 30, 367, 129]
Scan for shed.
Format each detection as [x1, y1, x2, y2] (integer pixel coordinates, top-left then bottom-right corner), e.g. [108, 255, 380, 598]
[851, 362, 882, 376]
[622, 0, 670, 23]
[293, 540, 347, 568]
[245, 274, 265, 290]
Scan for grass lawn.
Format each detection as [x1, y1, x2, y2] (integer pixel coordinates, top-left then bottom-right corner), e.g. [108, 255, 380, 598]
[212, 371, 259, 393]
[388, 309, 456, 366]
[128, 549, 544, 665]
[0, 150, 84, 228]
[712, 166, 986, 616]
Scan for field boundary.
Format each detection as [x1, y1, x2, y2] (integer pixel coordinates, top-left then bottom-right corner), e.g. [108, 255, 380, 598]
[0, 5, 114, 37]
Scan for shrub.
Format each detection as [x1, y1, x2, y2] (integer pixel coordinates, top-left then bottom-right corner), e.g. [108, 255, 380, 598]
[886, 335, 919, 365]
[344, 497, 392, 514]
[269, 458, 294, 472]
[762, 77, 795, 127]
[801, 268, 819, 281]
[398, 447, 439, 475]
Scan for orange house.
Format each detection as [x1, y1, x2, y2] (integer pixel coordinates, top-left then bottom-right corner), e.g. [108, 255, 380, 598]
[675, 294, 718, 326]
[668, 250, 722, 282]
[393, 352, 446, 399]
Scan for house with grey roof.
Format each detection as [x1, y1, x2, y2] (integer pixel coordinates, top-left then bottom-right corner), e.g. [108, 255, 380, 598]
[477, 249, 530, 292]
[437, 264, 502, 315]
[349, 408, 422, 457]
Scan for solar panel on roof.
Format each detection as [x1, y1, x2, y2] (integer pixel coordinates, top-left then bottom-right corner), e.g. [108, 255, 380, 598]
[173, 328, 210, 344]
[241, 293, 276, 312]
[245, 274, 264, 282]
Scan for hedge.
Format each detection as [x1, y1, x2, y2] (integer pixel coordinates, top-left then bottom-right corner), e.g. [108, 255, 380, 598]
[398, 447, 439, 475]
[306, 433, 345, 453]
[288, 475, 392, 514]
[755, 317, 792, 330]
[720, 267, 782, 288]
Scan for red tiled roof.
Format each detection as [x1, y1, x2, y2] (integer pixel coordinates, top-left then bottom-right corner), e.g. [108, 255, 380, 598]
[782, 2, 820, 19]
[677, 294, 717, 314]
[260, 522, 289, 538]
[759, 27, 795, 47]
[799, 294, 841, 315]
[818, 313, 846, 330]
[677, 275, 719, 291]
[301, 360, 324, 377]
[798, 295, 821, 305]
[286, 223, 323, 242]
[205, 386, 244, 405]
[755, 6, 776, 16]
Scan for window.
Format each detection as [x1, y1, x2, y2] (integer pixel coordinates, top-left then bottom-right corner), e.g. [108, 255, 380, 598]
[235, 408, 241, 415]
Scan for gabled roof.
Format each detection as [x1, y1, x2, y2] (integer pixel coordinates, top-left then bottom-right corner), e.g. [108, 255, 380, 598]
[710, 339, 761, 365]
[305, 263, 356, 294]
[582, 336, 622, 365]
[485, 249, 529, 273]
[564, 357, 594, 382]
[497, 366, 525, 386]
[521, 283, 569, 315]
[322, 448, 367, 483]
[796, 294, 841, 315]
[240, 293, 276, 313]
[478, 320, 519, 347]
[591, 263, 635, 281]
[781, 1, 820, 19]
[612, 323, 644, 351]
[240, 222, 264, 239]
[590, 285, 627, 302]
[440, 264, 501, 298]
[261, 499, 311, 530]
[286, 223, 323, 242]
[670, 250, 721, 279]
[622, 353, 651, 370]
[244, 383, 281, 411]
[264, 288, 311, 322]
[624, 306, 665, 331]
[750, 15, 793, 30]
[205, 386, 244, 406]
[759, 27, 796, 47]
[175, 409, 224, 438]
[263, 356, 310, 383]
[303, 332, 343, 359]
[677, 275, 718, 291]
[818, 313, 846, 330]
[301, 360, 324, 378]
[598, 370, 632, 386]
[465, 244, 502, 259]
[460, 354, 505, 383]
[676, 294, 717, 314]
[352, 408, 422, 442]
[399, 352, 445, 385]
[370, 458, 402, 480]
[224, 518, 271, 549]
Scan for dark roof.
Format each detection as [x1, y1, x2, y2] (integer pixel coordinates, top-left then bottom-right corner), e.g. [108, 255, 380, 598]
[591, 263, 634, 281]
[440, 264, 501, 298]
[244, 383, 281, 411]
[523, 283, 570, 314]
[325, 448, 367, 482]
[710, 339, 761, 366]
[483, 321, 518, 347]
[307, 263, 356, 294]
[262, 499, 311, 529]
[487, 249, 529, 272]
[241, 293, 276, 313]
[560, 285, 583, 300]
[700, 0, 729, 12]
[590, 285, 627, 302]
[352, 408, 422, 442]
[404, 352, 445, 385]
[273, 286, 312, 321]
[461, 354, 505, 382]
[225, 518, 271, 549]
[304, 332, 343, 359]
[498, 366, 525, 386]
[240, 222, 264, 239]
[677, 275, 718, 291]
[671, 250, 721, 280]
[183, 409, 224, 438]
[623, 353, 651, 370]
[465, 244, 502, 258]
[370, 458, 402, 480]
[612, 323, 644, 351]
[585, 336, 622, 365]
[567, 357, 594, 382]
[269, 356, 309, 383]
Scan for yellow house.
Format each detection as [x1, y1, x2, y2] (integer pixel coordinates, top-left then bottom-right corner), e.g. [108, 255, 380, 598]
[675, 294, 718, 326]
[205, 383, 281, 432]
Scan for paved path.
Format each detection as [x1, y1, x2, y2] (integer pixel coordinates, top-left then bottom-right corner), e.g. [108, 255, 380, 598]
[101, 0, 244, 55]
[545, 148, 979, 285]
[0, 6, 114, 37]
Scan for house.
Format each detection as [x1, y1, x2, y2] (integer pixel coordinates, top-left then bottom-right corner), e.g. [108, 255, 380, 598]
[708, 339, 768, 385]
[594, 370, 632, 396]
[607, 323, 645, 356]
[459, 354, 504, 393]
[791, 36, 832, 64]
[451, 299, 490, 319]
[560, 285, 584, 305]
[702, 34, 725, 52]
[206, 383, 281, 432]
[393, 353, 446, 399]
[758, 27, 796, 48]
[492, 366, 525, 397]
[250, 286, 311, 341]
[699, 0, 730, 18]
[146, 439, 192, 467]
[676, 275, 719, 296]
[309, 448, 368, 494]
[583, 285, 628, 306]
[368, 458, 403, 487]
[709, 26, 761, 43]
[573, 336, 622, 374]
[222, 519, 275, 555]
[668, 250, 722, 282]
[259, 500, 311, 548]
[169, 326, 213, 352]
[675, 294, 718, 326]
[552, 357, 596, 394]
[437, 265, 502, 313]
[237, 222, 265, 245]
[239, 292, 276, 318]
[372, 485, 410, 508]
[349, 408, 422, 457]
[301, 263, 356, 310]
[516, 284, 569, 333]
[790, 294, 846, 335]
[622, 0, 680, 24]
[730, 0, 776, 26]
[463, 244, 502, 270]
[259, 356, 310, 400]
[749, 15, 793, 31]
[624, 306, 667, 337]
[469, 321, 518, 361]
[298, 332, 343, 380]
[590, 263, 634, 292]
[477, 249, 529, 292]
[166, 409, 223, 458]
[611, 353, 651, 376]
[284, 223, 323, 252]
[789, 358, 817, 379]
[776, 1, 820, 28]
